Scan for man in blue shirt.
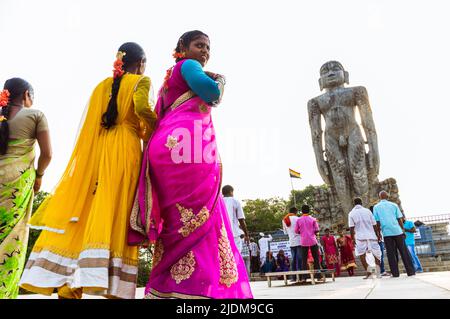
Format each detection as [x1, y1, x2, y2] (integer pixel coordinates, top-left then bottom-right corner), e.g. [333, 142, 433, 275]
[404, 218, 423, 273]
[369, 205, 390, 276]
[373, 191, 415, 277]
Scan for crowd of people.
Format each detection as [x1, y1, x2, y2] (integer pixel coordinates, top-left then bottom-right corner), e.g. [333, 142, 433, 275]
[224, 189, 424, 282]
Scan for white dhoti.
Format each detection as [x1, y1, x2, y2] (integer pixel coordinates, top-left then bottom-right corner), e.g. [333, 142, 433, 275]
[355, 239, 382, 259]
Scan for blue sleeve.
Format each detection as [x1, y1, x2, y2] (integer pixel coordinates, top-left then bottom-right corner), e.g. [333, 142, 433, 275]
[181, 59, 220, 103]
[373, 206, 380, 222]
[404, 221, 413, 230]
[395, 205, 403, 219]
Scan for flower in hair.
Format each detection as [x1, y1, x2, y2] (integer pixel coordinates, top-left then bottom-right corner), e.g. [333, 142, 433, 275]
[172, 51, 185, 60]
[116, 51, 126, 61]
[163, 67, 174, 91]
[0, 89, 10, 107]
[113, 51, 126, 79]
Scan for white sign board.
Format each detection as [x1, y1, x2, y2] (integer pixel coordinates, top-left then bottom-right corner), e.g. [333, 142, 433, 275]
[269, 241, 291, 258]
[414, 228, 421, 239]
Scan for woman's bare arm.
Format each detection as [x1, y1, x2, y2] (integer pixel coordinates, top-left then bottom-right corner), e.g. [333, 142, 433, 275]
[34, 130, 52, 192]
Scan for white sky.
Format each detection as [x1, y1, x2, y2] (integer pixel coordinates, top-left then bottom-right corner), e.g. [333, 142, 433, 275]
[1, 0, 449, 217]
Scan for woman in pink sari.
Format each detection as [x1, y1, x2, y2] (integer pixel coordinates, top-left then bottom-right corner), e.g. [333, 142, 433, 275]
[129, 30, 253, 299]
[321, 228, 340, 276]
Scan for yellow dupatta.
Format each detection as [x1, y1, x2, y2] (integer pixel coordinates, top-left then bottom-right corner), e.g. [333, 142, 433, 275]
[30, 74, 147, 233]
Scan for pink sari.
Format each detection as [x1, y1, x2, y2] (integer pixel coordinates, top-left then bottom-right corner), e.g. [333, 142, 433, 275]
[129, 60, 253, 299]
[321, 235, 340, 276]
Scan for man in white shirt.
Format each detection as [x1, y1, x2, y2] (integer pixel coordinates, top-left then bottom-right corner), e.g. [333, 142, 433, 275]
[349, 198, 382, 279]
[222, 185, 249, 253]
[258, 233, 273, 266]
[282, 207, 302, 276]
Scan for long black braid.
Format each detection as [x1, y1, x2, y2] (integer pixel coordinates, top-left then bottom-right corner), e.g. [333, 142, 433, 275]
[0, 78, 33, 155]
[101, 42, 146, 129]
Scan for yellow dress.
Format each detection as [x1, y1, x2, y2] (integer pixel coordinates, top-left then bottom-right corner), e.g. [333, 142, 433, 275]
[19, 74, 156, 299]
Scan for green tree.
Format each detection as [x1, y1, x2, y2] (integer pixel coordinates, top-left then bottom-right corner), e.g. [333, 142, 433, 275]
[242, 197, 288, 234]
[137, 247, 153, 288]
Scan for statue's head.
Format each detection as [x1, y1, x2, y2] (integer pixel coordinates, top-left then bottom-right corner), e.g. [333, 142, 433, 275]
[319, 61, 349, 91]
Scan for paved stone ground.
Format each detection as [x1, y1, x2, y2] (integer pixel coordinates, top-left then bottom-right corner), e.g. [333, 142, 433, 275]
[18, 271, 450, 299]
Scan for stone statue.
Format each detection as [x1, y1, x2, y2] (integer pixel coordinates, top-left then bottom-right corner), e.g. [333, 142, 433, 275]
[307, 61, 380, 218]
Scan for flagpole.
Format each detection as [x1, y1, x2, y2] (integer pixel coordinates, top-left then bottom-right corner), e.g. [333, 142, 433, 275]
[290, 176, 297, 208]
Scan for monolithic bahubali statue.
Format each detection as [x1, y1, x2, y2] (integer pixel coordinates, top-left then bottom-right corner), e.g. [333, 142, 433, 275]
[308, 61, 380, 218]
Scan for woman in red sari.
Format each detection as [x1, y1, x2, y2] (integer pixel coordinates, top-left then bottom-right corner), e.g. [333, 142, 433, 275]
[337, 229, 357, 276]
[321, 228, 340, 276]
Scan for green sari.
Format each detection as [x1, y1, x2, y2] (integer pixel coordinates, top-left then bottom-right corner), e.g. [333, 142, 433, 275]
[0, 139, 35, 299]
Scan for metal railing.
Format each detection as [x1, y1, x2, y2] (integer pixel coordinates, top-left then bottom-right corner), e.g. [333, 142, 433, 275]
[412, 214, 450, 225]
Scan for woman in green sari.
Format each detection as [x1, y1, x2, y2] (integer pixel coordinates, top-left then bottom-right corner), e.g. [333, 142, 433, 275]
[0, 78, 52, 298]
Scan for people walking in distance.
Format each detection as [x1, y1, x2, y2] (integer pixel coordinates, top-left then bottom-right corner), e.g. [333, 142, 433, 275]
[222, 185, 250, 253]
[321, 228, 340, 276]
[249, 237, 260, 273]
[295, 205, 321, 281]
[282, 207, 302, 277]
[337, 228, 357, 276]
[370, 205, 390, 276]
[349, 198, 383, 279]
[373, 191, 415, 277]
[403, 216, 423, 273]
[240, 237, 251, 277]
[259, 233, 273, 266]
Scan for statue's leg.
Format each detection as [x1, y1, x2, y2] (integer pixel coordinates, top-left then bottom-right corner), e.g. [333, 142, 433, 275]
[325, 138, 352, 218]
[348, 129, 369, 205]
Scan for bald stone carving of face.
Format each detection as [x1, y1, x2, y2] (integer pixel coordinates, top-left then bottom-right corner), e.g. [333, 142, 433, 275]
[320, 62, 347, 89]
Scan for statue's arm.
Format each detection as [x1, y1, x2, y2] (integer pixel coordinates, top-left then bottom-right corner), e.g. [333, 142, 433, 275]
[355, 86, 380, 174]
[308, 98, 330, 184]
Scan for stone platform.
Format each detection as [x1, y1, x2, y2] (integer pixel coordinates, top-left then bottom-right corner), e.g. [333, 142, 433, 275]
[17, 271, 450, 299]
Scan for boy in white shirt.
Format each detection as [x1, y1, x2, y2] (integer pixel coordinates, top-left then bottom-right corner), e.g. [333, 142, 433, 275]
[282, 207, 302, 277]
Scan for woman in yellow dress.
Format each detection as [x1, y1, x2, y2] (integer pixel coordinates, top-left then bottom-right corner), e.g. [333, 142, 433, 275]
[19, 42, 156, 299]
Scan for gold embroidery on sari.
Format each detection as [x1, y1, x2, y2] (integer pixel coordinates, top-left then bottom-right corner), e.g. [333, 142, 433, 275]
[170, 90, 196, 110]
[170, 251, 196, 284]
[218, 225, 238, 287]
[176, 204, 210, 237]
[144, 164, 153, 234]
[152, 239, 164, 267]
[165, 135, 179, 150]
[129, 161, 153, 238]
[129, 193, 145, 236]
[199, 103, 209, 113]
